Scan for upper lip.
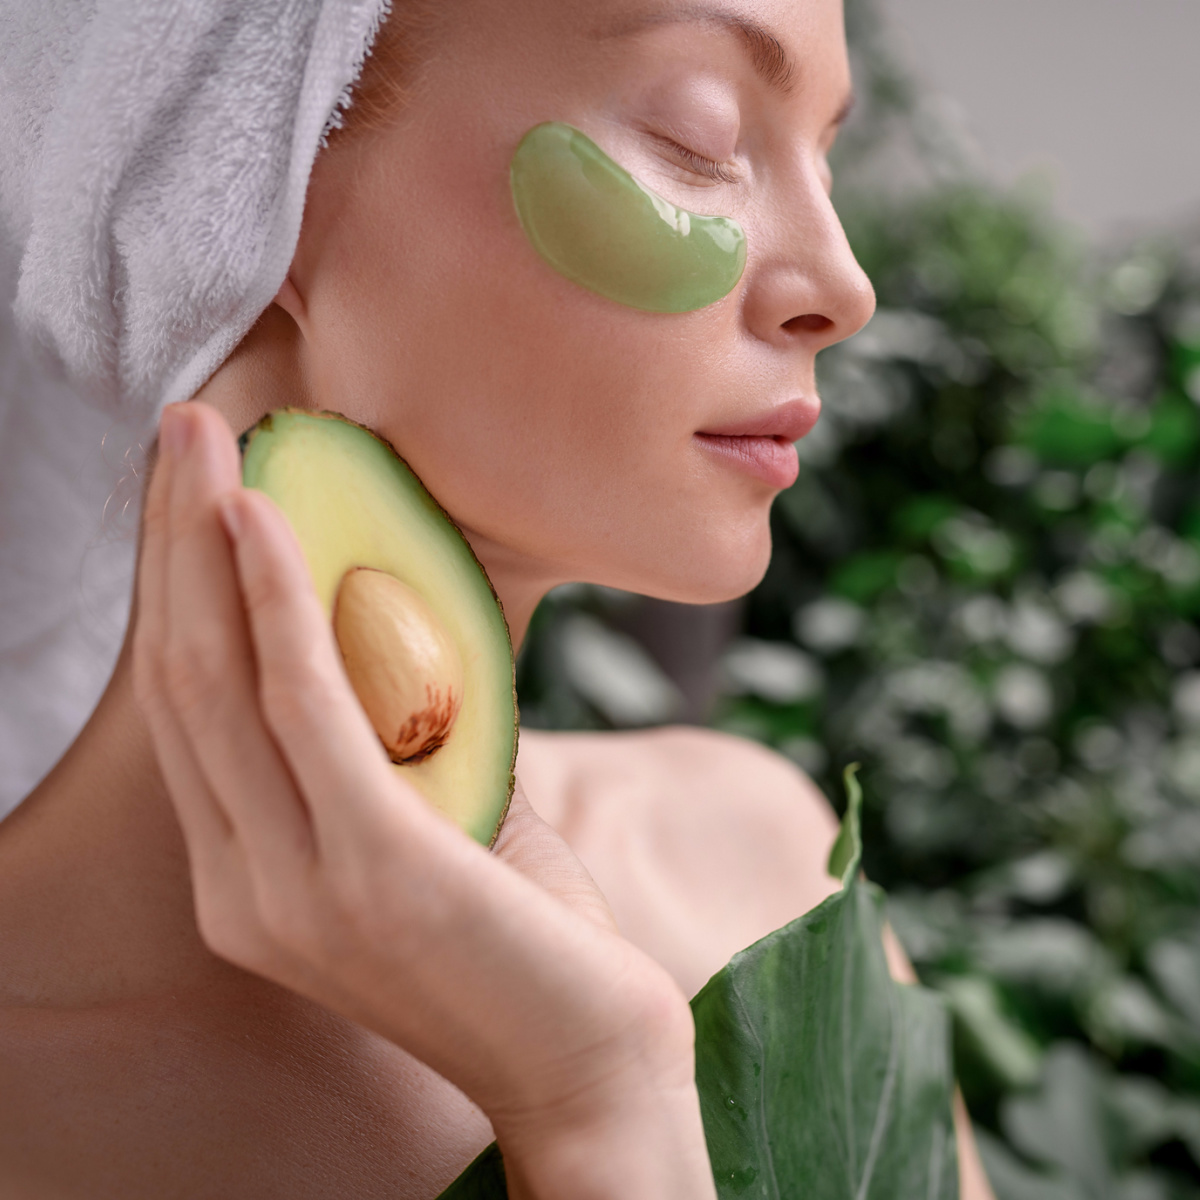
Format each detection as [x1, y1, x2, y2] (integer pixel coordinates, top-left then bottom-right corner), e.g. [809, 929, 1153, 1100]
[696, 397, 821, 443]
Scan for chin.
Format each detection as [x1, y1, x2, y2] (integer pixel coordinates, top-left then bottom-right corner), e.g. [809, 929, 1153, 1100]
[619, 526, 773, 607]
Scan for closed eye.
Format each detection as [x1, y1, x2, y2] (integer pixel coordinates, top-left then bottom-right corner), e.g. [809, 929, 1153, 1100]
[653, 134, 742, 185]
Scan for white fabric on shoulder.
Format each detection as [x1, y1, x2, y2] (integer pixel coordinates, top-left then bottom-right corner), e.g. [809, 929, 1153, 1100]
[0, 0, 390, 816]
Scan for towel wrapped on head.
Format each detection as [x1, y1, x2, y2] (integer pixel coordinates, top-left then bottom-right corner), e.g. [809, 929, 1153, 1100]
[2, 0, 390, 413]
[0, 0, 390, 814]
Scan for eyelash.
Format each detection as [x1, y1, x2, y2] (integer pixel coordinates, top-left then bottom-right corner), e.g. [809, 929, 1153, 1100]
[656, 135, 741, 185]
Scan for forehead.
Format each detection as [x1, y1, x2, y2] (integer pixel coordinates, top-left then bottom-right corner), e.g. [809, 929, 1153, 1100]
[592, 1, 847, 85]
[433, 0, 852, 141]
[579, 0, 852, 116]
[459, 0, 849, 84]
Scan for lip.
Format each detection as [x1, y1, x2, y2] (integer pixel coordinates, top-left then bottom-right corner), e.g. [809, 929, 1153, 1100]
[694, 397, 820, 489]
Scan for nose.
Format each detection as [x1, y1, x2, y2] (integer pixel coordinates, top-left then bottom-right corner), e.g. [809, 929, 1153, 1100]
[740, 173, 875, 354]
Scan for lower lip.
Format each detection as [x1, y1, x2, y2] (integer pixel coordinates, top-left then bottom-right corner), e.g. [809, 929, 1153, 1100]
[694, 434, 800, 489]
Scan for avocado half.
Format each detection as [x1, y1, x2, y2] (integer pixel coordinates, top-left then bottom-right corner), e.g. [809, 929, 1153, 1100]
[239, 409, 517, 847]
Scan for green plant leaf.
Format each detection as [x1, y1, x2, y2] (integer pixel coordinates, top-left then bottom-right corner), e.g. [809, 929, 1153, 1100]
[939, 974, 1042, 1090]
[693, 766, 958, 1199]
[1001, 1044, 1115, 1193]
[438, 769, 959, 1199]
[973, 1129, 1086, 1200]
[437, 1143, 506, 1200]
[827, 762, 864, 885]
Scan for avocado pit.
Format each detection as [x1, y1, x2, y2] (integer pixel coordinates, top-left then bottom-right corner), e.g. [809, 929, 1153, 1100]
[333, 566, 464, 764]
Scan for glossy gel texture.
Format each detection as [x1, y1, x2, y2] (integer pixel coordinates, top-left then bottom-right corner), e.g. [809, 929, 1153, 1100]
[510, 122, 746, 313]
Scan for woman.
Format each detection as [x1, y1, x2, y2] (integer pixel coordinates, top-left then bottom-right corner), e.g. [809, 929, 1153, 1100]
[0, 0, 994, 1194]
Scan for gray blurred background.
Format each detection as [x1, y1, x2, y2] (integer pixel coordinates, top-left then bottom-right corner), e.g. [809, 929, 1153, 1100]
[880, 0, 1200, 236]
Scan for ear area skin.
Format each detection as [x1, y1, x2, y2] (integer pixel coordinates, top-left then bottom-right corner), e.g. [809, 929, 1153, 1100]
[273, 274, 309, 329]
[189, 295, 313, 440]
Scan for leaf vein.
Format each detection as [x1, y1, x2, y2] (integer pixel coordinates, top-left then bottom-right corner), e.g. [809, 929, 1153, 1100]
[854, 958, 902, 1200]
[728, 971, 782, 1200]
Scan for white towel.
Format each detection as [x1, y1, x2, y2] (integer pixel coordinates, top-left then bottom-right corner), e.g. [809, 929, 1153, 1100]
[0, 0, 390, 816]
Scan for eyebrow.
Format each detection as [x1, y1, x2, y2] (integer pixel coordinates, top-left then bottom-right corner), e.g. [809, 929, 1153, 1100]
[596, 4, 856, 121]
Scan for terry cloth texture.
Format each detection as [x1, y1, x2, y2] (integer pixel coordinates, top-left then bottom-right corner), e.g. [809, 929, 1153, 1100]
[0, 0, 390, 817]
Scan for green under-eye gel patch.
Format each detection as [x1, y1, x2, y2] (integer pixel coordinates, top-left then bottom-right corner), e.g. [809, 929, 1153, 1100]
[509, 121, 746, 313]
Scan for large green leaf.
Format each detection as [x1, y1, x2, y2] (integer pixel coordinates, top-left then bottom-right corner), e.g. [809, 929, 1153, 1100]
[693, 768, 958, 1199]
[438, 1144, 507, 1200]
[439, 769, 958, 1199]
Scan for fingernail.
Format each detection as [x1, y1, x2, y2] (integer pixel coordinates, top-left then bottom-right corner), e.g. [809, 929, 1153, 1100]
[159, 405, 191, 458]
[218, 496, 243, 540]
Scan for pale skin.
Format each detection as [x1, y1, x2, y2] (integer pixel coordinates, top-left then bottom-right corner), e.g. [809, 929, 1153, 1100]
[0, 0, 995, 1196]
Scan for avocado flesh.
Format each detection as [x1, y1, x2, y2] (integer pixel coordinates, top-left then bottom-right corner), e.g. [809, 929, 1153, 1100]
[240, 409, 517, 847]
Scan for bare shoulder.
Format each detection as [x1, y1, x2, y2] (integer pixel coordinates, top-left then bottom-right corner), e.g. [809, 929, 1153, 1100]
[641, 724, 840, 836]
[522, 723, 838, 842]
[520, 725, 837, 834]
[517, 726, 843, 995]
[519, 729, 996, 1199]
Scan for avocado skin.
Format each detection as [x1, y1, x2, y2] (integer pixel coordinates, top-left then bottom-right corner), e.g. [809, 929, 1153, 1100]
[238, 408, 517, 848]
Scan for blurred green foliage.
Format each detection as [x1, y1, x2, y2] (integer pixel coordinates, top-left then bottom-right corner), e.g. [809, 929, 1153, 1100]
[517, 5, 1200, 1195]
[743, 189, 1200, 1200]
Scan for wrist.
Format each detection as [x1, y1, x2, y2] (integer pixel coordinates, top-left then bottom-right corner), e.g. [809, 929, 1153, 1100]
[492, 987, 714, 1200]
[498, 1075, 716, 1200]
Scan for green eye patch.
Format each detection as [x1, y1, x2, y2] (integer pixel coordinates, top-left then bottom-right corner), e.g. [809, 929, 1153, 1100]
[509, 121, 746, 314]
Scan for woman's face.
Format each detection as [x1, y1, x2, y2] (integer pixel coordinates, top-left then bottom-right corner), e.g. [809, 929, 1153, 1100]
[291, 0, 875, 619]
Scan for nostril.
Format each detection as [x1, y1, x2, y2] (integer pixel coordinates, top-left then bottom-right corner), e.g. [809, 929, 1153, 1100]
[783, 313, 834, 334]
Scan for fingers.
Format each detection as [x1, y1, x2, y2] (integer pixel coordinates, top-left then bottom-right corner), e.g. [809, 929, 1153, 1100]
[133, 405, 277, 962]
[216, 483, 424, 862]
[133, 406, 234, 858]
[130, 402, 707, 1135]
[159, 403, 316, 881]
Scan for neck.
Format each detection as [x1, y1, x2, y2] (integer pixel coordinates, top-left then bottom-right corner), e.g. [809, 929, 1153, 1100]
[194, 304, 556, 651]
[452, 531, 556, 652]
[0, 308, 560, 1005]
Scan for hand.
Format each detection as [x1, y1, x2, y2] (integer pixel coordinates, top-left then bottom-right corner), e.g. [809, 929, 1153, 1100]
[132, 401, 716, 1200]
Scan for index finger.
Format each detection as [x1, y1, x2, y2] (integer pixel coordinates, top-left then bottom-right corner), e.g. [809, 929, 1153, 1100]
[217, 484, 429, 862]
[160, 402, 316, 876]
[132, 405, 234, 853]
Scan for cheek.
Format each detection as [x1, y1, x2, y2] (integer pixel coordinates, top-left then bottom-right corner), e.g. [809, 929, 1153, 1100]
[310, 124, 775, 600]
